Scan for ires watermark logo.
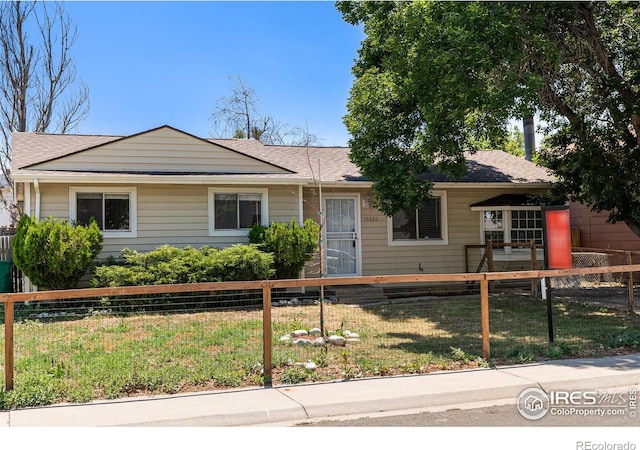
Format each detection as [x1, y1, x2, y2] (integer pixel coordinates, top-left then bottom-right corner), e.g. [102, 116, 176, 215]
[517, 387, 637, 420]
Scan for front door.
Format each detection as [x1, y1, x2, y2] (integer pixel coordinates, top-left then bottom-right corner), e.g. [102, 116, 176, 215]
[323, 196, 360, 276]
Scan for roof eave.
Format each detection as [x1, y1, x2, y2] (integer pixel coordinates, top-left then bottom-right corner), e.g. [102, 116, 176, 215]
[12, 173, 552, 189]
[12, 172, 310, 186]
[434, 182, 551, 189]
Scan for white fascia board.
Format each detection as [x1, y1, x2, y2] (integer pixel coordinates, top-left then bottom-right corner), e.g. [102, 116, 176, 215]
[12, 173, 550, 190]
[12, 173, 310, 185]
[433, 182, 551, 189]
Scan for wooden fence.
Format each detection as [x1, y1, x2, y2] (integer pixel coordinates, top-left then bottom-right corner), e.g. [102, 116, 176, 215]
[2, 263, 639, 392]
[0, 235, 12, 261]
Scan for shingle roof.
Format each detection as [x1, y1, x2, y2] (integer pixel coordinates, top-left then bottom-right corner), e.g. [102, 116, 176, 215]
[11, 132, 121, 169]
[11, 127, 553, 185]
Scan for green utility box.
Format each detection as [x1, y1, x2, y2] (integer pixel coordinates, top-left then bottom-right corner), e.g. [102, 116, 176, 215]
[0, 259, 13, 293]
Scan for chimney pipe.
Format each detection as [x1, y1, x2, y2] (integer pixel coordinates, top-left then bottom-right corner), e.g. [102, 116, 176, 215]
[523, 115, 535, 161]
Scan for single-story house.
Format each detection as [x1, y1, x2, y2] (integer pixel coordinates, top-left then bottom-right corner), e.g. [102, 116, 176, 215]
[11, 125, 553, 288]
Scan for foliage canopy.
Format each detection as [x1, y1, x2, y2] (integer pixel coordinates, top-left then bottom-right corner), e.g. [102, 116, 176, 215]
[338, 1, 640, 235]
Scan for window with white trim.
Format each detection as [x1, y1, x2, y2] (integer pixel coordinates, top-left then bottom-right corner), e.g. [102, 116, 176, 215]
[69, 187, 137, 238]
[510, 210, 543, 245]
[388, 192, 448, 245]
[480, 208, 543, 249]
[208, 188, 268, 236]
[483, 210, 504, 244]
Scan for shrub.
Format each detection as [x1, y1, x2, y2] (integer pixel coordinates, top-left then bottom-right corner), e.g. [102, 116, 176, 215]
[13, 215, 103, 290]
[248, 218, 320, 279]
[90, 244, 274, 287]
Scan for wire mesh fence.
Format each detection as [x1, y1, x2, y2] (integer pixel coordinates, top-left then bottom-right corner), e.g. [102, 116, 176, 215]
[1, 288, 266, 407]
[270, 281, 485, 384]
[1, 264, 639, 409]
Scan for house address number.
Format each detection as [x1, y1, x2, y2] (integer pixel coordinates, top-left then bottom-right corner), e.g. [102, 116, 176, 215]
[363, 216, 381, 222]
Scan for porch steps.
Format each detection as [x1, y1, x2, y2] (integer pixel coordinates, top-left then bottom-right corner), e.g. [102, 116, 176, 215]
[327, 284, 388, 305]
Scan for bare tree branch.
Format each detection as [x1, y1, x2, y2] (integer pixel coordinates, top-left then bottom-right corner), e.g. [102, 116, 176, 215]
[0, 1, 89, 221]
[210, 75, 321, 146]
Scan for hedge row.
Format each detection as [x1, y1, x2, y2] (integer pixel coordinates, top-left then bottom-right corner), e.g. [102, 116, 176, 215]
[91, 244, 275, 287]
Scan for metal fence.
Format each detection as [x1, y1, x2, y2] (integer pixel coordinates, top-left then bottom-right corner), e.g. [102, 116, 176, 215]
[1, 265, 639, 408]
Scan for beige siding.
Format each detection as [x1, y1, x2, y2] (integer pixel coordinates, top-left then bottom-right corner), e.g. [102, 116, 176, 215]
[30, 128, 288, 174]
[34, 182, 302, 260]
[39, 184, 70, 219]
[303, 186, 547, 277]
[267, 185, 301, 223]
[29, 179, 547, 276]
[301, 187, 322, 278]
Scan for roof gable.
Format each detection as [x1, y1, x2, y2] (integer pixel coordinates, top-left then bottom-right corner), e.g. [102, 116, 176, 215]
[15, 126, 291, 175]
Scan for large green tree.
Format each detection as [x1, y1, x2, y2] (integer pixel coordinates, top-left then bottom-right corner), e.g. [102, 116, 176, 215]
[339, 1, 640, 236]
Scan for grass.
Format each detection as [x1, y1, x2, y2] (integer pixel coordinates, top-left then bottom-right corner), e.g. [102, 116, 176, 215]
[0, 293, 638, 410]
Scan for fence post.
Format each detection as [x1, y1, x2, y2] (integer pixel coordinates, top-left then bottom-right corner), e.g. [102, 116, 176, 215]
[262, 284, 273, 387]
[626, 251, 635, 313]
[480, 277, 490, 360]
[4, 298, 14, 391]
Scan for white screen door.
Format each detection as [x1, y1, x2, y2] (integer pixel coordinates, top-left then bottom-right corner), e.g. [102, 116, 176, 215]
[324, 196, 360, 276]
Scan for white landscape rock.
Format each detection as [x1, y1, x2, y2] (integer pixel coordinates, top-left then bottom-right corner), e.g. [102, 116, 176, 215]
[295, 361, 318, 371]
[282, 328, 360, 347]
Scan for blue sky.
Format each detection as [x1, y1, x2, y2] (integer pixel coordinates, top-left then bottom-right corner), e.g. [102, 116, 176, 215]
[63, 1, 364, 146]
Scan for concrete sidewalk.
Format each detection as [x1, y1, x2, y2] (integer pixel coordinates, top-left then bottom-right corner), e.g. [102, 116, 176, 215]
[1, 352, 639, 427]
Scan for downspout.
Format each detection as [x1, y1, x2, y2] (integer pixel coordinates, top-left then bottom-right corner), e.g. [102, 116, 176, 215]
[34, 178, 40, 221]
[22, 181, 34, 292]
[24, 181, 31, 218]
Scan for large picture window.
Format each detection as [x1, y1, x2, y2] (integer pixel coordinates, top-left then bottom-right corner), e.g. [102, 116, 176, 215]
[388, 192, 448, 245]
[208, 188, 268, 236]
[70, 187, 137, 238]
[214, 193, 262, 230]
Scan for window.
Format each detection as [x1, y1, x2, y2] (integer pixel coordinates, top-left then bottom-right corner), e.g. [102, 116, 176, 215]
[208, 188, 268, 236]
[483, 210, 504, 244]
[479, 208, 543, 249]
[388, 192, 448, 245]
[69, 187, 137, 238]
[511, 210, 543, 245]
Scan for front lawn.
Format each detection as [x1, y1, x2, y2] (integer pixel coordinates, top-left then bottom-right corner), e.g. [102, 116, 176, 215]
[1, 294, 638, 409]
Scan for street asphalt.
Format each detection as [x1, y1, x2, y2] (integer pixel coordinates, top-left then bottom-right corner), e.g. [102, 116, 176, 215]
[1, 352, 639, 427]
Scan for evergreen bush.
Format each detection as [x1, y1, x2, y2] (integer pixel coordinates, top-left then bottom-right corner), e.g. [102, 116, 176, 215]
[13, 215, 103, 290]
[248, 218, 320, 279]
[90, 244, 274, 287]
